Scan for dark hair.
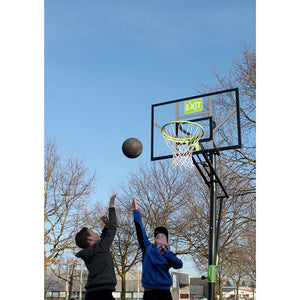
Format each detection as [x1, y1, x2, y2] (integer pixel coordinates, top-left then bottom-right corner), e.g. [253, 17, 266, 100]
[75, 227, 90, 249]
[154, 226, 168, 240]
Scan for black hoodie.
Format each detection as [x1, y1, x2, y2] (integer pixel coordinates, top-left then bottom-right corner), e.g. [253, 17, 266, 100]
[75, 207, 117, 293]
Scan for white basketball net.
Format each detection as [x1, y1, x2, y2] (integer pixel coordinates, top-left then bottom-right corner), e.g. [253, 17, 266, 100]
[161, 121, 204, 169]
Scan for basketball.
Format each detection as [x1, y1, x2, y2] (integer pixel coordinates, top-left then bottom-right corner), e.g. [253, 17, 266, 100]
[122, 138, 143, 159]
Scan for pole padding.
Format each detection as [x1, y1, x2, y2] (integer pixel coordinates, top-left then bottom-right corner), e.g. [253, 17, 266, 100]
[208, 265, 216, 283]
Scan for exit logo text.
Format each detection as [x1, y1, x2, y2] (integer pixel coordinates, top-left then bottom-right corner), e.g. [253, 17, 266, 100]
[184, 99, 203, 114]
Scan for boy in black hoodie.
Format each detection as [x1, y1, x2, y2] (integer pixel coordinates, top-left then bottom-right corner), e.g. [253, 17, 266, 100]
[75, 193, 118, 300]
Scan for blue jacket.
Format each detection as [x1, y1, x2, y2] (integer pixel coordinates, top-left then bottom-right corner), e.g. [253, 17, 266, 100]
[133, 209, 183, 290]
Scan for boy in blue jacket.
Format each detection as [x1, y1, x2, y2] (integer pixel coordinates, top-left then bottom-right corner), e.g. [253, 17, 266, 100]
[132, 197, 183, 300]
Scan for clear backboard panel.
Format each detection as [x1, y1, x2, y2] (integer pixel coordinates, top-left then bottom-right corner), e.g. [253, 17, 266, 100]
[151, 88, 241, 161]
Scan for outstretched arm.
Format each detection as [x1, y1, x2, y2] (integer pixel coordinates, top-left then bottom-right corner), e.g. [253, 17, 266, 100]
[98, 193, 118, 250]
[132, 197, 151, 252]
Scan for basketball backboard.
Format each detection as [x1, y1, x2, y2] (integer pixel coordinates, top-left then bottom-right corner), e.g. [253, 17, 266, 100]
[151, 88, 241, 161]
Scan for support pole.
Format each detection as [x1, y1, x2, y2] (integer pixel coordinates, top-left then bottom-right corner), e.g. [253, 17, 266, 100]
[208, 152, 217, 300]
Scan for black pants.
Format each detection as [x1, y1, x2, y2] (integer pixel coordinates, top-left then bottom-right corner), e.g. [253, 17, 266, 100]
[85, 289, 115, 300]
[143, 289, 172, 300]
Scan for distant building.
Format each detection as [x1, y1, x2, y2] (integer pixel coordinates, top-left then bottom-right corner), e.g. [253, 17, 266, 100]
[45, 268, 255, 300]
[44, 269, 207, 300]
[190, 277, 208, 299]
[222, 287, 256, 299]
[171, 272, 190, 300]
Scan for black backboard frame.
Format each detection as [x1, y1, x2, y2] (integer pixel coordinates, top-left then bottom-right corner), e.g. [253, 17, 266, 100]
[151, 88, 241, 161]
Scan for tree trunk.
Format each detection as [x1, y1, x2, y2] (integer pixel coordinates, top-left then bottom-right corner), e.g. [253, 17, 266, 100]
[236, 281, 240, 300]
[68, 264, 75, 300]
[219, 279, 223, 300]
[121, 273, 126, 300]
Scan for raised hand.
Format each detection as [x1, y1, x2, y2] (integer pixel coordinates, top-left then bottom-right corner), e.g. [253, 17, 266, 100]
[109, 193, 118, 208]
[101, 215, 109, 227]
[159, 245, 167, 255]
[132, 197, 137, 210]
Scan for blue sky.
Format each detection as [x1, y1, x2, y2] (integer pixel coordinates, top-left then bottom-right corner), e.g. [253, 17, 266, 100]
[45, 0, 255, 207]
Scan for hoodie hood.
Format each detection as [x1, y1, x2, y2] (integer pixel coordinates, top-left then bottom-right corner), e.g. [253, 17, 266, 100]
[75, 243, 100, 260]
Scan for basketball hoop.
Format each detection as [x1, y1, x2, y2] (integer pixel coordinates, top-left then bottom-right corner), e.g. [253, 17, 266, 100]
[161, 121, 204, 169]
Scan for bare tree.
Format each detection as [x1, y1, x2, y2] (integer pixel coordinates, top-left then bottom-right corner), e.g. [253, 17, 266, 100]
[117, 161, 196, 256]
[49, 256, 80, 300]
[176, 162, 255, 299]
[223, 242, 248, 298]
[198, 44, 256, 182]
[44, 137, 97, 272]
[190, 45, 256, 299]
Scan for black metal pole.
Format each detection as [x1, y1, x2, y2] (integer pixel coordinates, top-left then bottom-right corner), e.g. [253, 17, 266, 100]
[208, 152, 217, 300]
